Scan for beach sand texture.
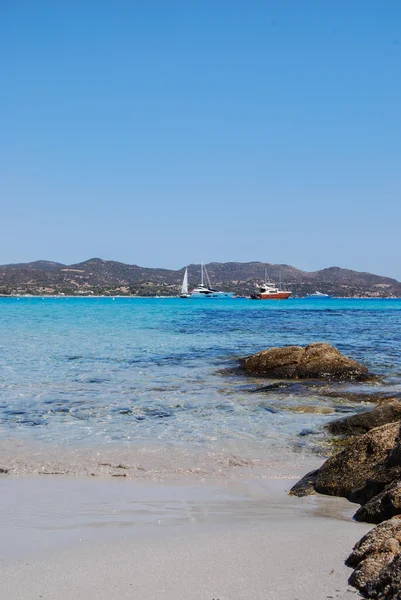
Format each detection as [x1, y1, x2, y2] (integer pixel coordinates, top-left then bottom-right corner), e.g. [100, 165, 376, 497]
[0, 476, 369, 600]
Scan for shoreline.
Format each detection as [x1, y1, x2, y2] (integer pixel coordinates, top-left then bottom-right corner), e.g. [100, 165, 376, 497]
[0, 436, 325, 481]
[0, 474, 370, 599]
[1, 294, 400, 299]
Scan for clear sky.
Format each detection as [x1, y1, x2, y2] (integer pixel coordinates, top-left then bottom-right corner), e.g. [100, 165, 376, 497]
[1, 1, 400, 278]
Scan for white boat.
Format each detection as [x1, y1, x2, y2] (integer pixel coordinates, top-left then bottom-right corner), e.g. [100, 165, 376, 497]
[305, 291, 332, 299]
[251, 282, 292, 300]
[180, 267, 190, 298]
[190, 263, 234, 299]
[250, 270, 292, 300]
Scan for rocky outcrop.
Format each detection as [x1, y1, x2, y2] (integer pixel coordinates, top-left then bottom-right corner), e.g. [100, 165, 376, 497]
[326, 400, 401, 437]
[346, 517, 401, 597]
[366, 553, 401, 599]
[355, 481, 401, 524]
[290, 421, 401, 504]
[291, 414, 401, 597]
[241, 343, 370, 381]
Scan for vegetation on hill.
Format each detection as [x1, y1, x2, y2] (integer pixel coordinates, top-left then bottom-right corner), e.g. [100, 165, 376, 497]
[0, 258, 400, 297]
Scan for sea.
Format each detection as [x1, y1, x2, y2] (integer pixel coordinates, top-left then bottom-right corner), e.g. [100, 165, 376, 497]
[1, 296, 400, 479]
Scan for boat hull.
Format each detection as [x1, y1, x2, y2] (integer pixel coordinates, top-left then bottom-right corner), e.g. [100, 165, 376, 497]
[252, 292, 292, 300]
[190, 292, 234, 299]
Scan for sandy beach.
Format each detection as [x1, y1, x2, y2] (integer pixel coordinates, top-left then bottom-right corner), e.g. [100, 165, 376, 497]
[0, 475, 370, 600]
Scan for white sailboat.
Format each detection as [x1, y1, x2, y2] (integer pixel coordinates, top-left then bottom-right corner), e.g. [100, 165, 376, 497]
[180, 267, 190, 298]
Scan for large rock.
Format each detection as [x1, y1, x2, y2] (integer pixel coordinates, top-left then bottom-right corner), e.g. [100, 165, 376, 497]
[346, 517, 401, 598]
[326, 400, 401, 437]
[290, 422, 401, 504]
[366, 553, 401, 599]
[355, 481, 401, 524]
[241, 343, 370, 381]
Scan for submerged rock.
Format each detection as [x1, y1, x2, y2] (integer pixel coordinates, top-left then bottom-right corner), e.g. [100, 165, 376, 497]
[290, 422, 401, 504]
[241, 343, 370, 381]
[318, 389, 398, 403]
[291, 405, 335, 414]
[326, 400, 401, 437]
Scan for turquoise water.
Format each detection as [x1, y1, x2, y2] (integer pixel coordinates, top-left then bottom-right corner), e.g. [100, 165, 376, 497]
[1, 297, 400, 463]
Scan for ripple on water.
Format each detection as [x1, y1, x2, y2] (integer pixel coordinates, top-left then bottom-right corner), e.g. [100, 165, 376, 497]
[0, 297, 400, 460]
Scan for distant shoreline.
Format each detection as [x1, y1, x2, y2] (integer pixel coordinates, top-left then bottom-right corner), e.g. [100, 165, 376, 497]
[1, 294, 400, 300]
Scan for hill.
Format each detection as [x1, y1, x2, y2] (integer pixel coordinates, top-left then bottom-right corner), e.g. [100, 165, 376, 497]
[0, 258, 400, 297]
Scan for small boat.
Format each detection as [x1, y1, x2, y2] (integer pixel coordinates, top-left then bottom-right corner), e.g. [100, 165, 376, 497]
[190, 263, 233, 299]
[305, 291, 332, 299]
[180, 267, 190, 298]
[251, 281, 292, 300]
[251, 271, 291, 300]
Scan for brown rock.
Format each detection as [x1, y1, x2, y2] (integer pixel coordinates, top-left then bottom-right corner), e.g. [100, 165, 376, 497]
[346, 517, 401, 567]
[319, 390, 398, 403]
[290, 422, 401, 504]
[241, 343, 370, 381]
[348, 554, 395, 595]
[291, 405, 335, 414]
[241, 345, 304, 378]
[366, 552, 401, 599]
[326, 401, 401, 437]
[346, 518, 401, 598]
[355, 481, 401, 524]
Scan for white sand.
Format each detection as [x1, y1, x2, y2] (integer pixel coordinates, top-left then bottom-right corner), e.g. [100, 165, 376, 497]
[0, 476, 370, 600]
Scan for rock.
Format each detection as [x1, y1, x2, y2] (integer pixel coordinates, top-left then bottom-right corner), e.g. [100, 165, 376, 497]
[346, 517, 401, 597]
[326, 400, 401, 437]
[289, 422, 401, 504]
[349, 554, 396, 596]
[241, 345, 304, 378]
[241, 343, 370, 381]
[318, 390, 398, 403]
[366, 552, 401, 599]
[289, 469, 320, 496]
[355, 481, 401, 524]
[290, 405, 335, 414]
[346, 517, 401, 568]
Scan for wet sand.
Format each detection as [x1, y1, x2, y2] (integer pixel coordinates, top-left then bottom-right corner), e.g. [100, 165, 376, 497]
[0, 475, 370, 599]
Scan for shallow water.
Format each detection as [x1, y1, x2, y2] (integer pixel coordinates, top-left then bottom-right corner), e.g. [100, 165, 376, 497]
[0, 475, 365, 562]
[0, 297, 400, 476]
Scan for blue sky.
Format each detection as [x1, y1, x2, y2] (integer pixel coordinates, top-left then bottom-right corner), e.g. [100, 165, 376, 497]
[1, 1, 400, 278]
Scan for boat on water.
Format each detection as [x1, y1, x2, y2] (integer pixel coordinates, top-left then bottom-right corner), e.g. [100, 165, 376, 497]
[305, 291, 332, 299]
[180, 267, 190, 298]
[251, 271, 292, 300]
[181, 263, 234, 299]
[251, 281, 292, 300]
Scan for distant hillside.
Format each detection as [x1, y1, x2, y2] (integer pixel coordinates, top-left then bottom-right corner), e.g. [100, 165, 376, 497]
[1, 260, 66, 271]
[0, 258, 400, 297]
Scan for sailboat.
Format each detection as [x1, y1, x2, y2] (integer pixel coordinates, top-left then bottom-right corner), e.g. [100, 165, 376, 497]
[180, 267, 190, 298]
[190, 263, 234, 299]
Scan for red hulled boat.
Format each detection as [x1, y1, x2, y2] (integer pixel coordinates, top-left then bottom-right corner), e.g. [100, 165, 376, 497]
[251, 281, 292, 300]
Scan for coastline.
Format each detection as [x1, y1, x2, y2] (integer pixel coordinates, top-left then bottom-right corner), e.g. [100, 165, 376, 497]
[0, 473, 370, 599]
[1, 294, 400, 298]
[1, 298, 400, 597]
